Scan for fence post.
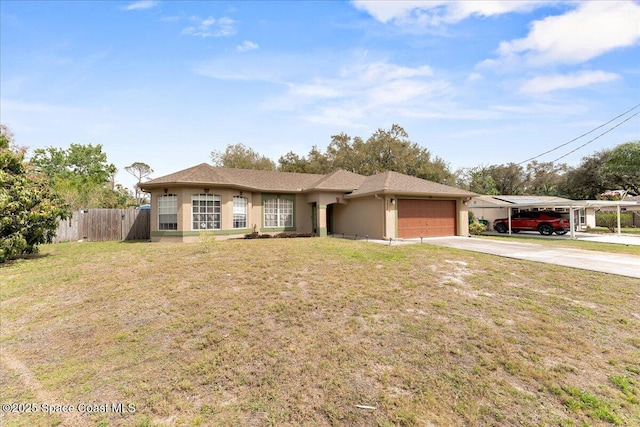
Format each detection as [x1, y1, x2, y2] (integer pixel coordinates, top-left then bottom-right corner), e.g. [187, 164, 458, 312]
[121, 211, 126, 241]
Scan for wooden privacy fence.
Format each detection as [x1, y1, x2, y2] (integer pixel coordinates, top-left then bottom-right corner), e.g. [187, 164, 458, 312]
[53, 209, 150, 243]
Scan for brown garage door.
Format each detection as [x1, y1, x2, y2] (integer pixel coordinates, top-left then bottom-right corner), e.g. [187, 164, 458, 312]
[397, 199, 457, 238]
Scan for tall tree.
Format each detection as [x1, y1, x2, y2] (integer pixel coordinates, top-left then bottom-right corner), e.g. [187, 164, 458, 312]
[125, 161, 153, 204]
[325, 125, 453, 183]
[487, 163, 526, 195]
[461, 166, 499, 195]
[325, 133, 366, 173]
[278, 146, 332, 174]
[601, 141, 640, 195]
[31, 143, 117, 185]
[211, 143, 276, 170]
[524, 161, 567, 196]
[557, 151, 610, 199]
[29, 143, 133, 209]
[1, 125, 70, 262]
[278, 151, 308, 173]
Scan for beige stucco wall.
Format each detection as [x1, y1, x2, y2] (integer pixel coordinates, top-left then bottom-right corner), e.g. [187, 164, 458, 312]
[457, 199, 470, 236]
[333, 196, 385, 239]
[304, 192, 347, 236]
[469, 206, 509, 230]
[147, 187, 256, 242]
[147, 188, 316, 241]
[584, 207, 597, 229]
[295, 194, 313, 234]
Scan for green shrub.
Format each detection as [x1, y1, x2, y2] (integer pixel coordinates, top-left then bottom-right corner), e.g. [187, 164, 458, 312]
[596, 212, 633, 232]
[198, 233, 218, 253]
[469, 222, 487, 235]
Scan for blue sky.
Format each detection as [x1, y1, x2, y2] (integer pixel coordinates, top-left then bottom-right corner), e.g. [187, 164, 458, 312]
[2, 0, 639, 191]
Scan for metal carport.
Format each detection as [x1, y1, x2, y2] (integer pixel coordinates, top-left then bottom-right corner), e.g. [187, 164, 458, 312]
[470, 196, 639, 238]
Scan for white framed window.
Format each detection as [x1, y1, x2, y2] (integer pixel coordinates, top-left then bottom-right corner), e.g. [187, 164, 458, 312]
[158, 194, 178, 230]
[264, 197, 293, 227]
[192, 194, 221, 230]
[233, 196, 248, 229]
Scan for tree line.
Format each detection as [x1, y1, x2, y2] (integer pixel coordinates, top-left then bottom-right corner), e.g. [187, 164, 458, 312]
[212, 124, 639, 200]
[455, 142, 639, 199]
[211, 124, 454, 184]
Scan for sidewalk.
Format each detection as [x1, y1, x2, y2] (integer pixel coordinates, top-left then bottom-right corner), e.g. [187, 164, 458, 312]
[331, 234, 640, 279]
[481, 230, 640, 246]
[412, 236, 640, 279]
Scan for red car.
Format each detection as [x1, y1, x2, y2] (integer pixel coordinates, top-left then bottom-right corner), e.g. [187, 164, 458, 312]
[493, 211, 570, 236]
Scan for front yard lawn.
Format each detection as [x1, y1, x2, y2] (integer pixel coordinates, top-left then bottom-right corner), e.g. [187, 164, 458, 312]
[589, 227, 640, 236]
[1, 239, 639, 426]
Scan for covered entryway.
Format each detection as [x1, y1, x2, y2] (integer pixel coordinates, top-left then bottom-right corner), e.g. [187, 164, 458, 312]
[397, 199, 456, 238]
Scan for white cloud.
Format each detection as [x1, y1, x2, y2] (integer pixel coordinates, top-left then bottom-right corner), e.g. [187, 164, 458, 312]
[237, 40, 259, 52]
[266, 60, 451, 126]
[351, 0, 549, 26]
[182, 16, 236, 38]
[0, 99, 82, 114]
[497, 1, 640, 66]
[520, 70, 620, 94]
[466, 73, 483, 82]
[122, 1, 157, 11]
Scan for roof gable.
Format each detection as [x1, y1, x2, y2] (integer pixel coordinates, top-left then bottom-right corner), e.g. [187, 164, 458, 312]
[305, 170, 366, 191]
[142, 163, 230, 186]
[347, 171, 476, 198]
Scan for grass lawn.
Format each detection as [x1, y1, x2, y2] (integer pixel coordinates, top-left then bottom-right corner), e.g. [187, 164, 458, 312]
[1, 238, 639, 427]
[588, 227, 640, 236]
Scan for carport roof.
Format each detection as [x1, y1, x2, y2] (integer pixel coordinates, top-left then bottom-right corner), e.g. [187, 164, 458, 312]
[470, 195, 639, 209]
[493, 195, 574, 205]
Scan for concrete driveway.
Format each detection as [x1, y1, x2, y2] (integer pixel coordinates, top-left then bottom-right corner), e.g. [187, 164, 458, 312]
[419, 236, 640, 279]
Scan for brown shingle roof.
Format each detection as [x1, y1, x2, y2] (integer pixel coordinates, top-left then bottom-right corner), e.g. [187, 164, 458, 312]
[141, 164, 477, 198]
[345, 171, 477, 198]
[215, 167, 323, 192]
[140, 163, 324, 192]
[141, 163, 230, 187]
[305, 170, 366, 191]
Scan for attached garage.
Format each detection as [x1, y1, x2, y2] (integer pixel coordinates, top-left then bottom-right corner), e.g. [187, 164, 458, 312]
[397, 199, 457, 238]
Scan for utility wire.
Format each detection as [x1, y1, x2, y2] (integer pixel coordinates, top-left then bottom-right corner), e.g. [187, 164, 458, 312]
[517, 102, 640, 165]
[550, 111, 639, 163]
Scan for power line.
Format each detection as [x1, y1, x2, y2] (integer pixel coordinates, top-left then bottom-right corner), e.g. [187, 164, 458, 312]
[550, 111, 640, 163]
[517, 102, 640, 165]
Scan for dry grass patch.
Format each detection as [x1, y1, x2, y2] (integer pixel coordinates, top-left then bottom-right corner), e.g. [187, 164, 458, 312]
[1, 239, 639, 426]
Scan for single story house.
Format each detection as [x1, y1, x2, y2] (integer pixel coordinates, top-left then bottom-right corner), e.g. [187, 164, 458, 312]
[591, 195, 640, 227]
[139, 163, 477, 242]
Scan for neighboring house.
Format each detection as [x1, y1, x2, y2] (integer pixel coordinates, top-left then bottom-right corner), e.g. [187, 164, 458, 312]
[469, 195, 640, 231]
[139, 163, 477, 242]
[586, 195, 640, 228]
[469, 195, 576, 230]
